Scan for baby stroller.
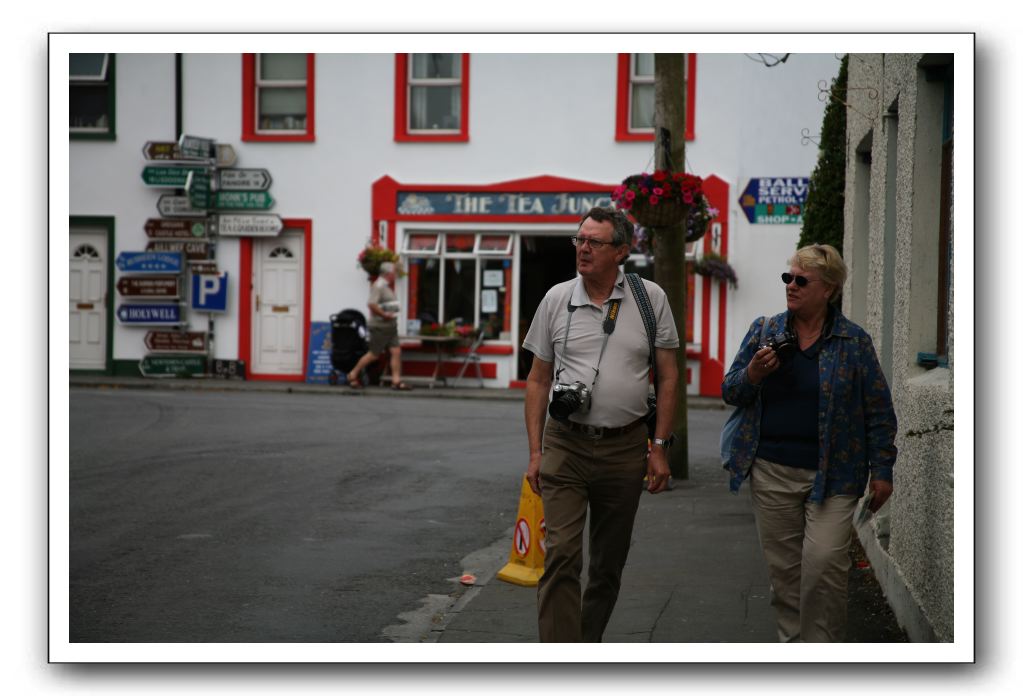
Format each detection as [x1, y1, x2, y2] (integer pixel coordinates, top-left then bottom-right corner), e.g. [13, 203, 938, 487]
[327, 309, 368, 385]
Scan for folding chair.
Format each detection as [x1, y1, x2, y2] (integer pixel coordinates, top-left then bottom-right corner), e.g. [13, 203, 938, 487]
[453, 328, 486, 388]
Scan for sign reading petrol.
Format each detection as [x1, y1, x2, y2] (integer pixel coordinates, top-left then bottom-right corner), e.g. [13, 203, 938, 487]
[738, 177, 810, 224]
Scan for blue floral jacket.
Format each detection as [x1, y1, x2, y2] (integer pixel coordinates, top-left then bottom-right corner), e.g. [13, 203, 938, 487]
[721, 309, 898, 503]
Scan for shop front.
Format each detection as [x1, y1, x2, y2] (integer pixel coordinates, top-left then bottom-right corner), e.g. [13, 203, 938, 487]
[370, 174, 731, 395]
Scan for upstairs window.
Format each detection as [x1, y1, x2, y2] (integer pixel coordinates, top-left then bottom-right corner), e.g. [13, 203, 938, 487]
[242, 53, 315, 142]
[70, 53, 115, 140]
[394, 54, 470, 142]
[615, 53, 696, 142]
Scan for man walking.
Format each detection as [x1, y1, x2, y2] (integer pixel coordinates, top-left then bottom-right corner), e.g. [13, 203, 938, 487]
[346, 261, 412, 390]
[522, 206, 680, 642]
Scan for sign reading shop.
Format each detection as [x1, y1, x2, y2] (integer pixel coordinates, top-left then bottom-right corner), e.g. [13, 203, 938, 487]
[398, 191, 614, 217]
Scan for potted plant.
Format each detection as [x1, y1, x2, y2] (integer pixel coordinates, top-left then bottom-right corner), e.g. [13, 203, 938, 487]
[419, 320, 480, 345]
[612, 169, 709, 237]
[692, 251, 738, 288]
[357, 244, 403, 278]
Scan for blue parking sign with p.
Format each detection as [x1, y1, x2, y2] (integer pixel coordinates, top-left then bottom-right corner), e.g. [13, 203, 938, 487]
[191, 271, 228, 312]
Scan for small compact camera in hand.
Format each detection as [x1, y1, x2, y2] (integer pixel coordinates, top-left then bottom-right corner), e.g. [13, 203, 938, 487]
[549, 381, 592, 421]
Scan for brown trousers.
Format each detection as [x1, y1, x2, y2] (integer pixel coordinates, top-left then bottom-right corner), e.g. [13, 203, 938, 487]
[750, 457, 859, 642]
[536, 419, 649, 642]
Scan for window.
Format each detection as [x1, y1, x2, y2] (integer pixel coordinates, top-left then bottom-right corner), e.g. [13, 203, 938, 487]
[402, 232, 512, 340]
[242, 54, 315, 142]
[912, 57, 953, 370]
[615, 53, 696, 142]
[394, 54, 470, 142]
[935, 71, 953, 362]
[70, 53, 115, 140]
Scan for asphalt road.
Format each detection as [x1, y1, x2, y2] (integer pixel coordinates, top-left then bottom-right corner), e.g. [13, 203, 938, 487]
[69, 388, 527, 642]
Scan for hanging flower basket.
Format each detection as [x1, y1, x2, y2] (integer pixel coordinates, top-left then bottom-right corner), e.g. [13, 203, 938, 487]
[612, 170, 711, 236]
[693, 252, 738, 288]
[357, 244, 403, 278]
[629, 195, 690, 228]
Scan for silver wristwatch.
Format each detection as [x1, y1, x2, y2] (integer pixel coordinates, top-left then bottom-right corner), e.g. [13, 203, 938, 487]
[652, 437, 673, 449]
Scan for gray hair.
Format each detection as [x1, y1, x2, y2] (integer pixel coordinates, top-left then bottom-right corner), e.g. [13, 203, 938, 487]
[379, 261, 396, 275]
[580, 206, 634, 261]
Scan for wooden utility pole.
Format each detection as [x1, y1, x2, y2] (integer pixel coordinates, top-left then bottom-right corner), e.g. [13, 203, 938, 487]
[653, 53, 689, 480]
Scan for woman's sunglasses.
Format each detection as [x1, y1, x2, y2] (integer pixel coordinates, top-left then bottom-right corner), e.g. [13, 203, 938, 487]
[781, 272, 821, 287]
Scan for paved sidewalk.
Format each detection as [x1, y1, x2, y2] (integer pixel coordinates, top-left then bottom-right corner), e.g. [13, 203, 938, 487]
[434, 408, 776, 643]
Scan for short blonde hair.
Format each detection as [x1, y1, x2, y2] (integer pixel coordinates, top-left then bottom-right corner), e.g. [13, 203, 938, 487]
[788, 244, 846, 304]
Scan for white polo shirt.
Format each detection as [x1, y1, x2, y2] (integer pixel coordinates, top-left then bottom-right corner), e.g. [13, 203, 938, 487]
[523, 270, 679, 428]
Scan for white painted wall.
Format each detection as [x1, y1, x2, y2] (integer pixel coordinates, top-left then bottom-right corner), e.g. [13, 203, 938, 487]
[70, 52, 838, 377]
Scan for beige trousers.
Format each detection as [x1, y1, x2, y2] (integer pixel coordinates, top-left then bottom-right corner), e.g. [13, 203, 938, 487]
[536, 419, 649, 642]
[750, 457, 859, 643]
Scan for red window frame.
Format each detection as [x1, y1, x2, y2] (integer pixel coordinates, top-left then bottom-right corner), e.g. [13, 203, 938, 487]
[615, 53, 696, 142]
[394, 53, 470, 142]
[242, 53, 316, 142]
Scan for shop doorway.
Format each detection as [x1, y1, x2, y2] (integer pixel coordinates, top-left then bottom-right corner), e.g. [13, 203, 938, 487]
[516, 235, 577, 380]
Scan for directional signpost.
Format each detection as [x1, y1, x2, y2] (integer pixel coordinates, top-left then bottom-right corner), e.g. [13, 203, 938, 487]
[116, 251, 184, 274]
[145, 218, 208, 239]
[117, 275, 180, 299]
[218, 168, 272, 191]
[158, 194, 204, 217]
[117, 303, 185, 325]
[145, 331, 207, 353]
[137, 133, 280, 379]
[214, 213, 284, 237]
[139, 354, 207, 377]
[190, 261, 219, 275]
[146, 240, 212, 261]
[212, 191, 274, 210]
[186, 169, 212, 209]
[178, 134, 216, 160]
[141, 165, 206, 187]
[143, 141, 235, 167]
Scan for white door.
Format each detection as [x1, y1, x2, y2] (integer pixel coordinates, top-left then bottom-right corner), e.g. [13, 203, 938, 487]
[69, 228, 107, 370]
[252, 231, 304, 375]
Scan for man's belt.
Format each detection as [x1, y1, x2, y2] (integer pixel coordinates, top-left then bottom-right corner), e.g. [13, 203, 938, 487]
[557, 417, 646, 439]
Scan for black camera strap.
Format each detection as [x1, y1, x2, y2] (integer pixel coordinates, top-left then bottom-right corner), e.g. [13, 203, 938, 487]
[625, 273, 658, 388]
[554, 291, 622, 394]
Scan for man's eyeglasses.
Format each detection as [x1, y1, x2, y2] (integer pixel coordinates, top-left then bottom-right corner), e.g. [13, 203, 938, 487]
[781, 272, 822, 287]
[570, 236, 615, 250]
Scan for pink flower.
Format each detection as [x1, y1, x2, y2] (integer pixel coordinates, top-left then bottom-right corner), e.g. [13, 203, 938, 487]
[625, 190, 636, 201]
[683, 192, 693, 204]
[649, 195, 660, 205]
[653, 187, 664, 196]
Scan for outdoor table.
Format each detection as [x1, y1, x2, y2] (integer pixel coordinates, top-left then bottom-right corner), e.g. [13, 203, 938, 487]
[400, 335, 461, 388]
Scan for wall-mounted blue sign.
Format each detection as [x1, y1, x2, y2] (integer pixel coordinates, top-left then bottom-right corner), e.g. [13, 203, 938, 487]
[738, 177, 810, 224]
[191, 271, 228, 313]
[116, 251, 184, 273]
[397, 191, 613, 217]
[117, 303, 184, 325]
